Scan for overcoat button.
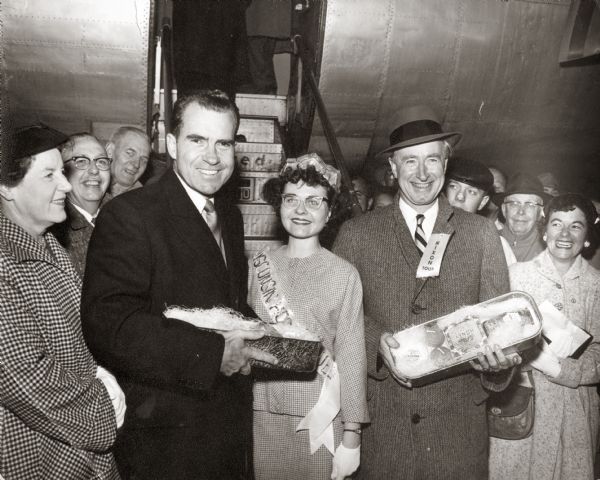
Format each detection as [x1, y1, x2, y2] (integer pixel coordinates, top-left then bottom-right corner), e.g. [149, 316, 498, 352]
[554, 303, 563, 311]
[411, 413, 421, 424]
[411, 304, 425, 314]
[555, 284, 562, 289]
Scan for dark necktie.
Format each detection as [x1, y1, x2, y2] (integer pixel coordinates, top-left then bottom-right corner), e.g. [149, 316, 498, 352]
[415, 214, 427, 255]
[204, 199, 226, 262]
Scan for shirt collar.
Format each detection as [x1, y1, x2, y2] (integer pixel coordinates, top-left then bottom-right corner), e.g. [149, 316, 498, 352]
[68, 200, 98, 225]
[174, 171, 209, 215]
[399, 197, 439, 241]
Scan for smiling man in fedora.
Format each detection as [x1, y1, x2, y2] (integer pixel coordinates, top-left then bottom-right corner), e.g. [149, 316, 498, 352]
[334, 106, 515, 479]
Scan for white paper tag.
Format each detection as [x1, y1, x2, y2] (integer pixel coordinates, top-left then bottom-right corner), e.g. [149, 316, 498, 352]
[538, 300, 591, 358]
[416, 233, 451, 278]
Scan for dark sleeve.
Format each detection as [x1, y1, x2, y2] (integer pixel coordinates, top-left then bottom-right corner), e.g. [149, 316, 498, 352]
[81, 200, 225, 392]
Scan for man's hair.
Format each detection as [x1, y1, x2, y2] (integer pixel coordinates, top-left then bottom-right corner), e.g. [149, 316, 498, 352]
[262, 165, 337, 214]
[170, 89, 240, 138]
[60, 132, 104, 161]
[108, 126, 150, 146]
[543, 193, 600, 259]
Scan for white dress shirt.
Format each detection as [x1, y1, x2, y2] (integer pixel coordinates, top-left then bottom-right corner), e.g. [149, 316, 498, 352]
[69, 201, 98, 226]
[398, 197, 439, 243]
[175, 172, 210, 215]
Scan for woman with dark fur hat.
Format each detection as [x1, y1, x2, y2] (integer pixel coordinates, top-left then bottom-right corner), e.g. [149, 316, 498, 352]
[0, 124, 123, 479]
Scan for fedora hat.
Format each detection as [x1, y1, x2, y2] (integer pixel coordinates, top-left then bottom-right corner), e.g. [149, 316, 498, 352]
[377, 105, 462, 158]
[492, 172, 550, 207]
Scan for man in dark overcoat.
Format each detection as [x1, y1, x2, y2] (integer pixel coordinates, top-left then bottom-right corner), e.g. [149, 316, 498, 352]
[333, 106, 515, 479]
[81, 90, 275, 480]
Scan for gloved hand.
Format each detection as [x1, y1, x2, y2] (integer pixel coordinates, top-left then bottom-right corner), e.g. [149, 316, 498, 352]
[97, 366, 127, 428]
[529, 341, 561, 378]
[331, 443, 360, 480]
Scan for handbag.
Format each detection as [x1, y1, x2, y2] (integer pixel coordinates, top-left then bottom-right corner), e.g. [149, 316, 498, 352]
[487, 370, 534, 440]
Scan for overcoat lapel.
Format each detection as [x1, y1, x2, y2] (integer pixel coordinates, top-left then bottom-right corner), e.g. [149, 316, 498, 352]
[390, 196, 456, 303]
[162, 170, 229, 285]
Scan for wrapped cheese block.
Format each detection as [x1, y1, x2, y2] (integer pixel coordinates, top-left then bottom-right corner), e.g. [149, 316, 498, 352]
[164, 306, 322, 372]
[391, 292, 542, 385]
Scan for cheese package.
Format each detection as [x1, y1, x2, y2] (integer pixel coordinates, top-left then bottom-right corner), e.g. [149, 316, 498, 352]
[164, 306, 322, 372]
[391, 292, 542, 384]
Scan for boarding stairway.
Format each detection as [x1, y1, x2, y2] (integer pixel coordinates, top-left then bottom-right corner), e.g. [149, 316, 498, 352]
[234, 93, 287, 257]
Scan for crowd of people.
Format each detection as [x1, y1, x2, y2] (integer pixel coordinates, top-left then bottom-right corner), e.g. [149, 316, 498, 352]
[1, 89, 599, 480]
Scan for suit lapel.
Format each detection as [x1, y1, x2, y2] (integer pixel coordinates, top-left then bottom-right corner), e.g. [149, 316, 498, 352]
[162, 170, 229, 285]
[390, 197, 422, 272]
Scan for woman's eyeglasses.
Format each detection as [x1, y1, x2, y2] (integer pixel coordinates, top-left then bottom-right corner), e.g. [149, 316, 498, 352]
[65, 155, 112, 171]
[281, 194, 328, 211]
[503, 201, 543, 213]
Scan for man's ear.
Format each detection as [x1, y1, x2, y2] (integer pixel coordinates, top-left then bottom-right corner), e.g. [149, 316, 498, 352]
[388, 158, 397, 179]
[477, 195, 490, 212]
[0, 184, 14, 201]
[166, 133, 177, 160]
[501, 203, 508, 219]
[368, 198, 374, 211]
[105, 141, 115, 158]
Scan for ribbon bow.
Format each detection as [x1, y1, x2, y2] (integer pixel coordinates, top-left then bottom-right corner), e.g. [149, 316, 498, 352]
[282, 153, 341, 191]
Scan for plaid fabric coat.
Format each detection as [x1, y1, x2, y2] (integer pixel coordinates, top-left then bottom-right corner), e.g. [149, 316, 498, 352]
[333, 196, 510, 480]
[0, 212, 119, 479]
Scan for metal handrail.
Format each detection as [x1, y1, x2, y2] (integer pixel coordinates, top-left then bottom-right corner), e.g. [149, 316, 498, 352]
[292, 35, 363, 217]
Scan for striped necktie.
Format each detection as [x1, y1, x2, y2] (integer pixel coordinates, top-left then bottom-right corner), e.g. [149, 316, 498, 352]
[414, 214, 427, 255]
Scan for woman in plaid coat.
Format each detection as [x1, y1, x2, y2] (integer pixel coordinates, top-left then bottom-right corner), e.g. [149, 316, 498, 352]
[0, 125, 122, 479]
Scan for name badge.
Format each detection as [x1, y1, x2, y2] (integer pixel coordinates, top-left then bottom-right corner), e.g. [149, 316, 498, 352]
[416, 233, 451, 278]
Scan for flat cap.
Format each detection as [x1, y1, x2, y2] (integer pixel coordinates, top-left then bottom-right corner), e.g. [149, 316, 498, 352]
[446, 157, 494, 193]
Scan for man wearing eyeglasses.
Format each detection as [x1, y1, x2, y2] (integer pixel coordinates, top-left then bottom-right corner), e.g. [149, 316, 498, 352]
[492, 173, 549, 262]
[51, 133, 111, 277]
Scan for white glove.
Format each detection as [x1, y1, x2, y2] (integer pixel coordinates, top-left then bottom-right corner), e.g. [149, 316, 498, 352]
[331, 443, 360, 480]
[96, 366, 127, 428]
[529, 341, 561, 378]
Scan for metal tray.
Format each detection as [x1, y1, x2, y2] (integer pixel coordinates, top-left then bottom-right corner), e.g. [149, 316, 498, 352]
[390, 291, 543, 385]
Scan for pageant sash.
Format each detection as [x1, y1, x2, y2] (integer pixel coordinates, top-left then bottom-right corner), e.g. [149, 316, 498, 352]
[252, 250, 341, 454]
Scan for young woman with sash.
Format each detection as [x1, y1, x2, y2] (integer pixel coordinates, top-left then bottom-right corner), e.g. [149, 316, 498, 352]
[248, 153, 369, 480]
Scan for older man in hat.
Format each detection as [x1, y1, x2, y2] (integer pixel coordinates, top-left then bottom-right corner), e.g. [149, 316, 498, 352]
[493, 173, 548, 262]
[445, 157, 516, 266]
[333, 106, 515, 479]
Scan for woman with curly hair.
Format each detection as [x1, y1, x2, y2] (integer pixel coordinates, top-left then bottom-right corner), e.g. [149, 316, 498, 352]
[490, 193, 600, 480]
[248, 153, 369, 480]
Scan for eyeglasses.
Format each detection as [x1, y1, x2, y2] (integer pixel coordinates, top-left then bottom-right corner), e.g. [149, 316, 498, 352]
[281, 194, 328, 211]
[65, 155, 112, 171]
[503, 201, 543, 212]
